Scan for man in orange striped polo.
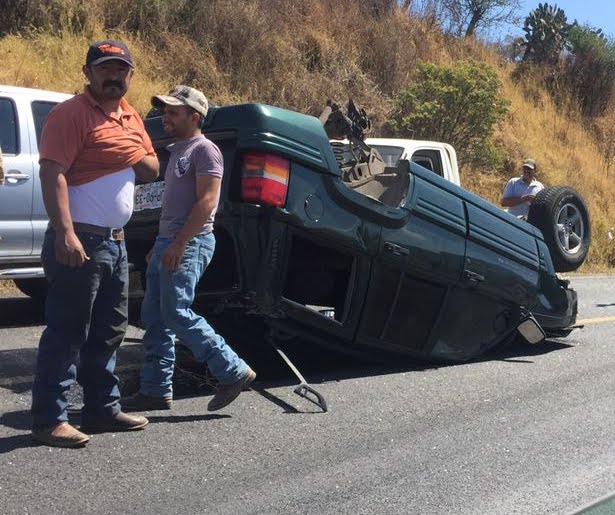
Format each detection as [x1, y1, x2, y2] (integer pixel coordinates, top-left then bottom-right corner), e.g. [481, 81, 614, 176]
[31, 40, 159, 447]
[123, 86, 255, 413]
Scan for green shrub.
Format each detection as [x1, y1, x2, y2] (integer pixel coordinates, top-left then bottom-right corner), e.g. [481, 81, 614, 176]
[565, 24, 615, 117]
[386, 60, 509, 168]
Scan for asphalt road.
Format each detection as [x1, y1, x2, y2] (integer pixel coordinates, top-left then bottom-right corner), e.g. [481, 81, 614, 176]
[1, 276, 615, 515]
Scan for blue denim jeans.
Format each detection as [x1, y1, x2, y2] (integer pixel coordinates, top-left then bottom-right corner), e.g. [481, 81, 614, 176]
[139, 233, 248, 397]
[31, 229, 128, 428]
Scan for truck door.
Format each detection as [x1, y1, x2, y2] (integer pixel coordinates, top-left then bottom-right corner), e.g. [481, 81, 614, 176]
[355, 162, 467, 356]
[30, 101, 61, 255]
[424, 195, 541, 362]
[0, 96, 34, 256]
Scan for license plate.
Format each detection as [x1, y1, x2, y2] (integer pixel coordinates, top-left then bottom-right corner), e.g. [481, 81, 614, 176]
[134, 181, 165, 211]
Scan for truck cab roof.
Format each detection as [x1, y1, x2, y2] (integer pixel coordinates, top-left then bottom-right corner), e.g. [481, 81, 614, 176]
[0, 84, 73, 102]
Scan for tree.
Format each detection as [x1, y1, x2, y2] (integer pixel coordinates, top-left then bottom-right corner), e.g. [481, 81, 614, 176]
[522, 3, 570, 65]
[387, 61, 509, 167]
[440, 0, 522, 38]
[565, 24, 615, 116]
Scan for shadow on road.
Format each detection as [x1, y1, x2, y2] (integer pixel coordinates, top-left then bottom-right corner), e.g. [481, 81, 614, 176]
[0, 296, 45, 327]
[146, 413, 230, 424]
[1, 409, 30, 431]
[0, 409, 39, 455]
[0, 412, 232, 454]
[478, 338, 574, 363]
[0, 433, 39, 454]
[0, 293, 579, 420]
[252, 387, 302, 414]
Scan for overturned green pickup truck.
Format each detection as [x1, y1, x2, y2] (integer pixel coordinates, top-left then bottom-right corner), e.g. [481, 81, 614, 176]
[127, 103, 581, 367]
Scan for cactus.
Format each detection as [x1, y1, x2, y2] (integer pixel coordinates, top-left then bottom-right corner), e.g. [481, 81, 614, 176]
[522, 3, 570, 65]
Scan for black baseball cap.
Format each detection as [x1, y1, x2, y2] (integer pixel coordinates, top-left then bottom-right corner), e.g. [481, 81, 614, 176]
[86, 39, 134, 68]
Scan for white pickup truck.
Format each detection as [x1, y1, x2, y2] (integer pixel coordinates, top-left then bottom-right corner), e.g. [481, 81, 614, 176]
[362, 137, 460, 185]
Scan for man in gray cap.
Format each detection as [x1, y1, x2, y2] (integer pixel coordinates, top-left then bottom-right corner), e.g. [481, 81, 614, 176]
[500, 158, 544, 218]
[124, 85, 255, 413]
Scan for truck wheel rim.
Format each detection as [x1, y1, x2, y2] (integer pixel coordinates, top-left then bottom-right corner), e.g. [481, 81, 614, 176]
[556, 202, 584, 255]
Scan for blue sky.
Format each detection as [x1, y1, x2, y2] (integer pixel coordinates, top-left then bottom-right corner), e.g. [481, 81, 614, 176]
[529, 1, 614, 35]
[508, 1, 615, 38]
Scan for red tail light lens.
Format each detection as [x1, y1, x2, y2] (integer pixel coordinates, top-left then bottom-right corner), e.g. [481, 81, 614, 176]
[241, 152, 289, 207]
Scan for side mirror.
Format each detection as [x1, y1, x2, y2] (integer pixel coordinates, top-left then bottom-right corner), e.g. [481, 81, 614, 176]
[517, 316, 546, 344]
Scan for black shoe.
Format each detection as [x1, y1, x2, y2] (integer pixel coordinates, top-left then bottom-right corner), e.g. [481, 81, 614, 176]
[207, 368, 256, 411]
[122, 392, 172, 411]
[80, 411, 149, 433]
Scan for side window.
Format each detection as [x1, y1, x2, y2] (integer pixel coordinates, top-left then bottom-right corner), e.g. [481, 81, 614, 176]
[0, 98, 19, 155]
[411, 149, 444, 177]
[31, 101, 58, 150]
[370, 145, 404, 167]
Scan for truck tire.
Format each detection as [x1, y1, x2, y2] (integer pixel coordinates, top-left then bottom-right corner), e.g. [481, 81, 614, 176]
[14, 278, 48, 302]
[527, 186, 591, 272]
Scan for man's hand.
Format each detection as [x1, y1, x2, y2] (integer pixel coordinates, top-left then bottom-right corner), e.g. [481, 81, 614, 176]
[502, 195, 535, 207]
[161, 240, 186, 272]
[55, 230, 89, 267]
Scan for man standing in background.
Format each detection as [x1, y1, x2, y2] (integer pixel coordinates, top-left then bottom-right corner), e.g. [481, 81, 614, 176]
[31, 39, 159, 448]
[500, 158, 544, 218]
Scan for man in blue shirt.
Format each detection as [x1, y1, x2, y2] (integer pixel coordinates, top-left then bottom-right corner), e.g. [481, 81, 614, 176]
[500, 158, 544, 218]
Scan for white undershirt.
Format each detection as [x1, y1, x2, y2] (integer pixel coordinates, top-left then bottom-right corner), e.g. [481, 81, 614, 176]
[68, 167, 136, 228]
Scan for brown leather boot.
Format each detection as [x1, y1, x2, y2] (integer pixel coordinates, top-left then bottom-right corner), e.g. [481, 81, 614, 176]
[207, 368, 256, 411]
[32, 422, 91, 448]
[80, 411, 149, 433]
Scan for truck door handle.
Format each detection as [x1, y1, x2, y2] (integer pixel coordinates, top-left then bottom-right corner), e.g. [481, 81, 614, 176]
[4, 171, 31, 183]
[384, 241, 410, 256]
[464, 270, 485, 286]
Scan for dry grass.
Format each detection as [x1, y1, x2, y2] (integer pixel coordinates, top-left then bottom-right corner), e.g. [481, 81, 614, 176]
[0, 32, 171, 114]
[0, 1, 448, 118]
[0, 281, 18, 294]
[1, 0, 615, 270]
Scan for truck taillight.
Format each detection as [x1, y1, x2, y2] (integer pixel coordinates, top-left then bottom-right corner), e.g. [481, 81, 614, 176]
[241, 152, 289, 207]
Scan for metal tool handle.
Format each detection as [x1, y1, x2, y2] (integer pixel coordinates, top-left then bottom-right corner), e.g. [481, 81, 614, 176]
[294, 384, 328, 413]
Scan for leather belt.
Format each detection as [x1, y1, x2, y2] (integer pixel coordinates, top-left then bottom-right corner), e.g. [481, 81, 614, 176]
[72, 222, 125, 241]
